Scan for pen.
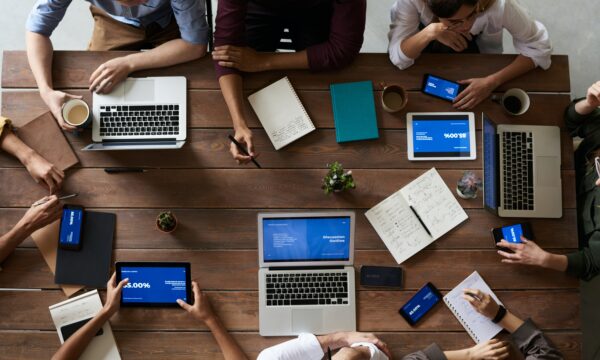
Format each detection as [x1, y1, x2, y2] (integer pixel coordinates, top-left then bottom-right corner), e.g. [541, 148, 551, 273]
[409, 206, 432, 237]
[327, 347, 332, 360]
[228, 135, 261, 168]
[465, 291, 481, 301]
[104, 167, 148, 174]
[33, 193, 78, 207]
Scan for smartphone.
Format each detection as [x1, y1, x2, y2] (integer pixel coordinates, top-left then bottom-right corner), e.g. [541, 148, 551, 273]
[421, 73, 465, 102]
[398, 282, 442, 326]
[492, 222, 534, 251]
[60, 318, 103, 341]
[58, 205, 85, 251]
[360, 265, 403, 288]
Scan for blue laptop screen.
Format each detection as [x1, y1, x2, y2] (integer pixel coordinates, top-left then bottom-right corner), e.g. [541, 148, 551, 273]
[262, 217, 351, 262]
[483, 115, 498, 210]
[412, 115, 471, 157]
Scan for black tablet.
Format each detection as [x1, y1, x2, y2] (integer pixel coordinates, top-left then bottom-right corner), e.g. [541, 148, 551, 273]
[116, 262, 192, 307]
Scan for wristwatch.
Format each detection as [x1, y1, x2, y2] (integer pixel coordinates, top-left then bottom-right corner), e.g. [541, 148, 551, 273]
[492, 305, 507, 324]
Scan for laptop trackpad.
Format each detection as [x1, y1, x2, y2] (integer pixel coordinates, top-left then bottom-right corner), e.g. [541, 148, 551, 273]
[292, 309, 323, 333]
[125, 79, 155, 102]
[536, 156, 560, 187]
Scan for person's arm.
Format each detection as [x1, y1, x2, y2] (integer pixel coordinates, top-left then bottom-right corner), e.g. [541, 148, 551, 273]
[497, 237, 569, 273]
[178, 281, 248, 360]
[0, 195, 62, 264]
[52, 273, 128, 360]
[0, 122, 64, 193]
[563, 81, 600, 137]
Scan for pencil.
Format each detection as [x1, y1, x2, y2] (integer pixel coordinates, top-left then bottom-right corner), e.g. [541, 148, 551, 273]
[228, 135, 261, 168]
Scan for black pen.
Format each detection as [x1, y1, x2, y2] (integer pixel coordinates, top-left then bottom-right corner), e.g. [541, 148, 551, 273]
[327, 347, 332, 360]
[228, 135, 261, 168]
[409, 206, 432, 237]
[104, 167, 148, 174]
[465, 291, 482, 301]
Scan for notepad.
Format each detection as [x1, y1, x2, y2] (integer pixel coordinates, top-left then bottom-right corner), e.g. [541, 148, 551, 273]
[444, 271, 504, 343]
[248, 77, 315, 150]
[365, 168, 468, 264]
[49, 290, 121, 360]
[330, 81, 379, 143]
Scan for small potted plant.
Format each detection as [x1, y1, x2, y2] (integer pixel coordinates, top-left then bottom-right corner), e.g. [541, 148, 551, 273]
[322, 162, 356, 194]
[456, 171, 482, 199]
[156, 211, 178, 233]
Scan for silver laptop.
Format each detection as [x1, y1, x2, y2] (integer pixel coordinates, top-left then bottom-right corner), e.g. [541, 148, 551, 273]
[84, 76, 187, 151]
[258, 212, 357, 336]
[482, 113, 562, 218]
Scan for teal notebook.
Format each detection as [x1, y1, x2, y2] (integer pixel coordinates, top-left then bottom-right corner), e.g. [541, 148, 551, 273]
[330, 81, 379, 143]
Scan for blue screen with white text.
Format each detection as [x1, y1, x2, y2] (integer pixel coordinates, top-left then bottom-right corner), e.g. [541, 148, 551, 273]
[401, 284, 440, 323]
[263, 217, 351, 262]
[121, 267, 188, 304]
[423, 75, 461, 101]
[413, 116, 471, 157]
[59, 208, 83, 246]
[501, 224, 524, 244]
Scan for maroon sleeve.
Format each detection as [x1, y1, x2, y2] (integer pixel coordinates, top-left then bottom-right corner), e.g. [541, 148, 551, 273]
[306, 0, 366, 71]
[213, 0, 248, 78]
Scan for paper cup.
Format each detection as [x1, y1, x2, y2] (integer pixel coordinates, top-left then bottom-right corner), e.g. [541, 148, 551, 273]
[62, 99, 92, 128]
[501, 88, 530, 116]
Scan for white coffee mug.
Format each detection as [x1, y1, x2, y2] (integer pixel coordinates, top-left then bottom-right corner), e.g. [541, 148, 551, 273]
[62, 99, 92, 128]
[501, 88, 530, 116]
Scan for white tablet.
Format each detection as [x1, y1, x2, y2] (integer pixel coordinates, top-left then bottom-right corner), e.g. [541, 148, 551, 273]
[406, 112, 476, 161]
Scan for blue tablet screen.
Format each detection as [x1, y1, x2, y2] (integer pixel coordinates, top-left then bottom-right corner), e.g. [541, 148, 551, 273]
[120, 266, 188, 304]
[501, 224, 524, 244]
[423, 75, 461, 101]
[412, 115, 471, 157]
[401, 284, 441, 323]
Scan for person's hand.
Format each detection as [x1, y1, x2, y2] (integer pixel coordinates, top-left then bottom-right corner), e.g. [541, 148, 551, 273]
[16, 195, 63, 234]
[466, 339, 510, 360]
[230, 126, 259, 165]
[497, 237, 550, 267]
[453, 77, 498, 110]
[40, 89, 82, 132]
[89, 56, 133, 94]
[334, 332, 392, 359]
[177, 281, 216, 323]
[212, 46, 268, 72]
[22, 151, 64, 194]
[429, 23, 472, 52]
[103, 272, 129, 316]
[462, 289, 499, 319]
[333, 347, 372, 360]
[584, 81, 600, 109]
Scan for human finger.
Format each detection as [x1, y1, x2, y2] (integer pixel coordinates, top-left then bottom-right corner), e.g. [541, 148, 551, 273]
[116, 278, 129, 293]
[177, 298, 192, 311]
[497, 250, 521, 260]
[107, 272, 117, 289]
[64, 93, 83, 100]
[50, 171, 63, 190]
[454, 91, 474, 108]
[41, 195, 59, 208]
[90, 63, 106, 84]
[218, 61, 237, 69]
[499, 240, 523, 251]
[89, 70, 109, 92]
[458, 97, 478, 110]
[95, 77, 113, 94]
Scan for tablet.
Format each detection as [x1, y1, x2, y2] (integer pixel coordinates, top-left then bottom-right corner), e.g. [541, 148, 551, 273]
[406, 112, 476, 161]
[116, 262, 192, 307]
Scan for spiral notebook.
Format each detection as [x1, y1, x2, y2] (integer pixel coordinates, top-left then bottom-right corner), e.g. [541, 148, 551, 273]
[248, 76, 315, 150]
[443, 271, 503, 343]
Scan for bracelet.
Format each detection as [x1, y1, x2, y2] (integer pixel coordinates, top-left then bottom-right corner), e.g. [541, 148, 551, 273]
[492, 305, 507, 324]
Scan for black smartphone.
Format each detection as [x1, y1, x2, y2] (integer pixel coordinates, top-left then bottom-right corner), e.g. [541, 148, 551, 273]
[421, 73, 465, 102]
[398, 282, 442, 326]
[58, 205, 85, 251]
[492, 222, 534, 251]
[360, 265, 403, 288]
[60, 318, 103, 341]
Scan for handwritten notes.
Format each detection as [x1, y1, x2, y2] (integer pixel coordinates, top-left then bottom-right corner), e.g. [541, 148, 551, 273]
[365, 168, 468, 264]
[444, 271, 503, 343]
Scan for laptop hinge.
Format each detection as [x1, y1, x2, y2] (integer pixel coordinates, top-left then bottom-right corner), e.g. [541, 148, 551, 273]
[268, 265, 345, 271]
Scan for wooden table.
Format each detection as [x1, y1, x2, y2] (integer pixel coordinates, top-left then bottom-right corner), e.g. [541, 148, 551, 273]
[0, 51, 580, 359]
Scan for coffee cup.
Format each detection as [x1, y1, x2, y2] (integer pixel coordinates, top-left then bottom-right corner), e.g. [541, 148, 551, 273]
[501, 88, 530, 116]
[381, 84, 408, 113]
[62, 99, 92, 128]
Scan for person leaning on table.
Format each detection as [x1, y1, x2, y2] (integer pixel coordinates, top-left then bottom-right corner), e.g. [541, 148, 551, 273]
[496, 81, 600, 281]
[25, 0, 210, 131]
[387, 0, 552, 110]
[402, 289, 562, 360]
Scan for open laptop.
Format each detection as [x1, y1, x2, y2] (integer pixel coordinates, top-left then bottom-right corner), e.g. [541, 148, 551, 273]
[258, 212, 356, 336]
[84, 77, 187, 151]
[482, 113, 562, 218]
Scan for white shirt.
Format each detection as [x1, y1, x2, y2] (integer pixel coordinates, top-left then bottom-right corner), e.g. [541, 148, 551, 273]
[257, 334, 389, 360]
[387, 0, 552, 70]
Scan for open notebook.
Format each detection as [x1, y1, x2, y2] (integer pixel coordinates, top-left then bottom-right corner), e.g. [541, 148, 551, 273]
[248, 77, 315, 150]
[365, 168, 468, 264]
[444, 271, 504, 343]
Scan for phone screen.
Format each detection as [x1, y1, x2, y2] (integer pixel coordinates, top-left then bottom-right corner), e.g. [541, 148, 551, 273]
[59, 207, 83, 247]
[422, 74, 461, 101]
[501, 224, 524, 244]
[399, 283, 441, 325]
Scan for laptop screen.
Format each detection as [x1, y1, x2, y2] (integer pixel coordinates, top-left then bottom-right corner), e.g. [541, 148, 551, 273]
[262, 217, 351, 263]
[483, 114, 498, 211]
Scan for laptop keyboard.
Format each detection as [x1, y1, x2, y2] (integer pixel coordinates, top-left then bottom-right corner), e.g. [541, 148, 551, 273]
[502, 132, 534, 210]
[99, 104, 180, 137]
[265, 271, 349, 307]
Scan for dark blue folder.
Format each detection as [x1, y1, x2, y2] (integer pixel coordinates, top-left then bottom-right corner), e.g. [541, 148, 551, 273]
[330, 81, 379, 143]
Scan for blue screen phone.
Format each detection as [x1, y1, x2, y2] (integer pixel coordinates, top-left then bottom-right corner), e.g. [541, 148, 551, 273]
[58, 206, 84, 250]
[421, 74, 463, 102]
[492, 222, 534, 249]
[399, 282, 442, 325]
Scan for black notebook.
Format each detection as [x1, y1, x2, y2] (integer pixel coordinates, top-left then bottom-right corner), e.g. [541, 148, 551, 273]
[55, 211, 116, 288]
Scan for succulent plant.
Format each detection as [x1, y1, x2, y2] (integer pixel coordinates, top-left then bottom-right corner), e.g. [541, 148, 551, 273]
[322, 162, 356, 194]
[157, 211, 177, 232]
[457, 171, 482, 199]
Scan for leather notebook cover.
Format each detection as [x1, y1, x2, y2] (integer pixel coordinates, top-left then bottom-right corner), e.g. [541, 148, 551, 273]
[16, 111, 79, 171]
[55, 211, 116, 288]
[330, 81, 379, 143]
